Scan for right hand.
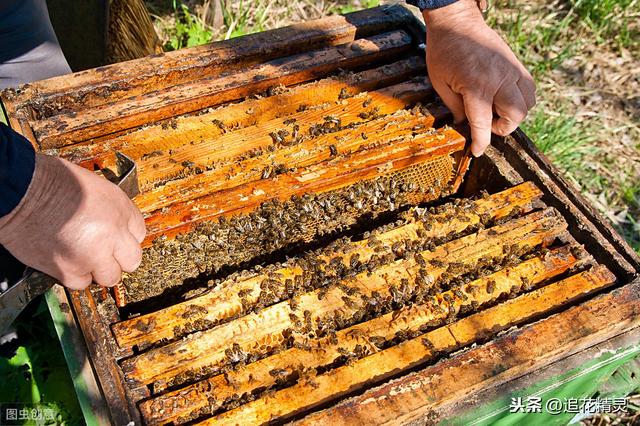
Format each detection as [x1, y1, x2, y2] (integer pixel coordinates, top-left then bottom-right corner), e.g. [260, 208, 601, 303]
[0, 154, 146, 290]
[423, 0, 536, 157]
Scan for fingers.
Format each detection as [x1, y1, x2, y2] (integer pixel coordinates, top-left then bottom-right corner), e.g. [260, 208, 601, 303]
[492, 84, 528, 136]
[127, 205, 147, 244]
[431, 78, 466, 123]
[462, 91, 494, 157]
[91, 260, 122, 287]
[114, 232, 143, 273]
[57, 229, 142, 290]
[60, 272, 93, 291]
[516, 62, 536, 109]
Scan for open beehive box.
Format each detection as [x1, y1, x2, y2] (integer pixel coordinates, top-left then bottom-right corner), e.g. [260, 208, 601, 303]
[1, 5, 639, 425]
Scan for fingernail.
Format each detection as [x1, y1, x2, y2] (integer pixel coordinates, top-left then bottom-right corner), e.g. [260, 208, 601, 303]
[471, 147, 484, 157]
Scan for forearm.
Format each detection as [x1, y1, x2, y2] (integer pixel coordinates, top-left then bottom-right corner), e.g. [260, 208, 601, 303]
[0, 123, 35, 218]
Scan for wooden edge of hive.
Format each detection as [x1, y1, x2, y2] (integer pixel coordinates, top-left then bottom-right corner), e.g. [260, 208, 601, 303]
[32, 30, 414, 149]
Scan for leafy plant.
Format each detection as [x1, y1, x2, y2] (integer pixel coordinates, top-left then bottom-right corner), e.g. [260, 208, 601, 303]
[0, 300, 83, 425]
[165, 2, 213, 50]
[522, 108, 598, 176]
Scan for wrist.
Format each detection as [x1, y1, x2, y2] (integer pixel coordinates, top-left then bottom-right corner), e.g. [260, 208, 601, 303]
[0, 154, 60, 245]
[422, 0, 485, 28]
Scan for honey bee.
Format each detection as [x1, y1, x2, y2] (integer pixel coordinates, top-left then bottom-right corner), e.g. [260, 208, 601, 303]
[430, 259, 446, 268]
[421, 336, 434, 350]
[342, 295, 359, 310]
[268, 368, 289, 378]
[338, 87, 352, 100]
[237, 288, 252, 298]
[225, 343, 247, 364]
[212, 119, 226, 131]
[269, 131, 283, 144]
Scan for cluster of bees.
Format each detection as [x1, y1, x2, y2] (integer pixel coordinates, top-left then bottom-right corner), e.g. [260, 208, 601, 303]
[123, 175, 444, 303]
[155, 195, 546, 393]
[162, 203, 547, 411]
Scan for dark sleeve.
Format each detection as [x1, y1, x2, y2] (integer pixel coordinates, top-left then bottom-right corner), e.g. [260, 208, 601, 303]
[406, 0, 459, 10]
[0, 123, 35, 217]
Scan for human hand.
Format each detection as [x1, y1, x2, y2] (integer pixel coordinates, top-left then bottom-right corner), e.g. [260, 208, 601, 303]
[423, 0, 536, 156]
[0, 154, 146, 290]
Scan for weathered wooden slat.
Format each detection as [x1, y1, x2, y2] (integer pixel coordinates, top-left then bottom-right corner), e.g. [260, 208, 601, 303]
[132, 99, 438, 215]
[31, 30, 414, 149]
[112, 182, 543, 350]
[141, 126, 465, 245]
[2, 6, 414, 120]
[203, 265, 616, 426]
[52, 56, 426, 168]
[134, 78, 433, 192]
[134, 101, 438, 213]
[139, 245, 581, 425]
[291, 266, 621, 426]
[120, 208, 567, 387]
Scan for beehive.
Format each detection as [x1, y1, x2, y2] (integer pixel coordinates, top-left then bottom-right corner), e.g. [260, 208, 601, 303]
[1, 5, 638, 425]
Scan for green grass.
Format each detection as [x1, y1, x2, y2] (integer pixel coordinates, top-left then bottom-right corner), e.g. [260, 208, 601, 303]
[567, 0, 640, 50]
[488, 5, 576, 76]
[221, 0, 271, 40]
[522, 108, 598, 177]
[490, 0, 640, 77]
[331, 0, 379, 15]
[620, 184, 640, 253]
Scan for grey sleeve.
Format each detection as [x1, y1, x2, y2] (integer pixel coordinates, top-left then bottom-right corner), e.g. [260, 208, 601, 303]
[0, 0, 71, 89]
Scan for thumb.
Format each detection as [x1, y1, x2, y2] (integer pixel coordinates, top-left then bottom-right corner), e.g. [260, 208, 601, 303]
[462, 91, 494, 157]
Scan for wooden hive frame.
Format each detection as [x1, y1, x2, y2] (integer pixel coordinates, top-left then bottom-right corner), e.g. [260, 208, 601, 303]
[1, 4, 638, 426]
